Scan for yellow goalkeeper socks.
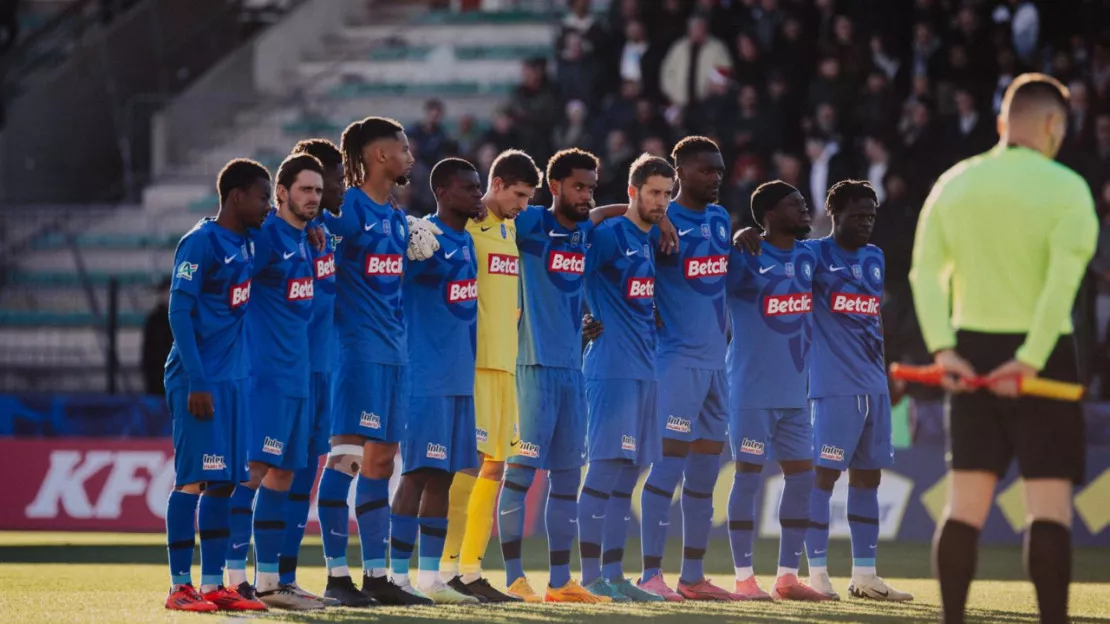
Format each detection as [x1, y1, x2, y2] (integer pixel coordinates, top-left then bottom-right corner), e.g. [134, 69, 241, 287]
[441, 472, 476, 577]
[459, 475, 500, 580]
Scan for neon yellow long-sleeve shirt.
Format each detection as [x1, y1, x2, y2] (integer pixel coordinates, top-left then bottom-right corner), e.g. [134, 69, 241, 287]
[909, 145, 1098, 370]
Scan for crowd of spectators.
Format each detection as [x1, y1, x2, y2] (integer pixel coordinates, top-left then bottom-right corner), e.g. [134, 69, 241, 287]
[398, 0, 1110, 393]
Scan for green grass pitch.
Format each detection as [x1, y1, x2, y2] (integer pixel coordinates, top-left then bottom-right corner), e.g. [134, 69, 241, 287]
[2, 532, 1108, 623]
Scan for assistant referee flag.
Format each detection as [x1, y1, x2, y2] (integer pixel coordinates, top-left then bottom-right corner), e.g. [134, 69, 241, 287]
[909, 144, 1097, 370]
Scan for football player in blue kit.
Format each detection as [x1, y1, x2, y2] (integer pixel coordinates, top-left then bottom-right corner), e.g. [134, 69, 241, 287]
[577, 154, 675, 603]
[390, 157, 483, 604]
[274, 139, 345, 606]
[313, 116, 438, 607]
[224, 154, 325, 611]
[638, 136, 736, 602]
[163, 159, 271, 613]
[725, 181, 829, 602]
[735, 179, 913, 602]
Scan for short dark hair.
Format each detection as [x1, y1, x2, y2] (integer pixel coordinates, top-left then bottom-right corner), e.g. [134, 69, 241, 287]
[750, 180, 800, 226]
[217, 158, 270, 206]
[1002, 72, 1069, 115]
[671, 135, 719, 166]
[340, 116, 405, 187]
[546, 148, 599, 183]
[490, 149, 542, 188]
[276, 153, 324, 191]
[628, 153, 675, 187]
[430, 157, 478, 194]
[826, 179, 878, 216]
[291, 138, 342, 169]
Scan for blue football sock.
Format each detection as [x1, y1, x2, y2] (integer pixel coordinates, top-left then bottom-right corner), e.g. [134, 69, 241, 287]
[848, 485, 880, 573]
[226, 484, 256, 575]
[166, 490, 199, 586]
[499, 465, 535, 586]
[806, 485, 834, 569]
[639, 455, 684, 582]
[579, 460, 623, 585]
[728, 467, 761, 572]
[197, 493, 230, 587]
[390, 514, 419, 579]
[356, 475, 390, 576]
[779, 469, 814, 572]
[279, 466, 317, 584]
[546, 468, 579, 589]
[680, 452, 719, 584]
[601, 463, 639, 582]
[317, 468, 354, 575]
[252, 486, 288, 581]
[418, 517, 449, 577]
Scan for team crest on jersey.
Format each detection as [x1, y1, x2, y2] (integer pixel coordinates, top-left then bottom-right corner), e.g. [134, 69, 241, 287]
[240, 244, 248, 259]
[802, 262, 812, 279]
[249, 241, 255, 256]
[381, 219, 391, 236]
[642, 244, 650, 257]
[718, 224, 727, 242]
[571, 231, 581, 246]
[785, 262, 795, 277]
[175, 261, 198, 281]
[299, 242, 307, 259]
[500, 224, 507, 239]
[700, 224, 711, 239]
[462, 245, 471, 262]
[871, 266, 882, 283]
[851, 264, 862, 280]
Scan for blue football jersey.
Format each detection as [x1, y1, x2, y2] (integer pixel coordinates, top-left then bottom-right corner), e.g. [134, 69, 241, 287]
[404, 216, 478, 396]
[516, 205, 595, 369]
[247, 212, 315, 396]
[725, 243, 815, 409]
[308, 218, 338, 373]
[583, 217, 656, 380]
[165, 218, 253, 387]
[325, 187, 409, 365]
[807, 237, 887, 397]
[653, 202, 731, 370]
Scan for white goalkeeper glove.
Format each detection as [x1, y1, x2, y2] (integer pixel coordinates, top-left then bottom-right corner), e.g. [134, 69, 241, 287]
[406, 215, 443, 261]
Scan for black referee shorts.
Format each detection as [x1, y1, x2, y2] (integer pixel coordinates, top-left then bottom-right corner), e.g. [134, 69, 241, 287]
[946, 330, 1085, 484]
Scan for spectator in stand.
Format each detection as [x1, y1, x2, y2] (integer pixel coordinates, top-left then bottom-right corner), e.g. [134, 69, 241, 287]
[598, 129, 636, 201]
[1090, 40, 1110, 100]
[482, 106, 521, 153]
[557, 0, 604, 64]
[1088, 179, 1110, 396]
[732, 33, 765, 88]
[455, 114, 481, 159]
[410, 99, 451, 167]
[857, 71, 898, 137]
[601, 79, 640, 136]
[995, 0, 1040, 64]
[1063, 81, 1095, 153]
[861, 135, 893, 204]
[829, 15, 868, 89]
[774, 16, 812, 94]
[618, 19, 650, 85]
[553, 99, 595, 153]
[910, 22, 943, 81]
[629, 97, 672, 148]
[640, 135, 668, 159]
[946, 88, 997, 162]
[659, 14, 732, 109]
[803, 133, 850, 238]
[772, 151, 806, 204]
[557, 31, 598, 110]
[142, 277, 174, 396]
[808, 56, 850, 116]
[750, 0, 785, 52]
[899, 98, 942, 188]
[869, 34, 902, 88]
[509, 58, 558, 163]
[475, 142, 498, 180]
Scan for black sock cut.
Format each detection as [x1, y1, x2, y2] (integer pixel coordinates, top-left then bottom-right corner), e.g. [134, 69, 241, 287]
[1026, 520, 1071, 624]
[934, 518, 980, 624]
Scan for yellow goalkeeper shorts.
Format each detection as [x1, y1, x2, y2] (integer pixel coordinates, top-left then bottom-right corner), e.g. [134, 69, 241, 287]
[473, 368, 519, 461]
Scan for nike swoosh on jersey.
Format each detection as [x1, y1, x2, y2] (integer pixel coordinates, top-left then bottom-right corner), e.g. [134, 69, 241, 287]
[678, 228, 695, 236]
[500, 507, 521, 516]
[829, 265, 846, 272]
[549, 230, 569, 238]
[759, 265, 775, 274]
[364, 223, 377, 231]
[283, 251, 295, 259]
[481, 226, 492, 231]
[625, 249, 638, 256]
[445, 249, 458, 259]
[224, 256, 236, 264]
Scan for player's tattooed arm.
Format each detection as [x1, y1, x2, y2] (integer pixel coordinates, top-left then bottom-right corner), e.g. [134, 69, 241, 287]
[732, 226, 762, 255]
[582, 312, 604, 342]
[587, 203, 679, 254]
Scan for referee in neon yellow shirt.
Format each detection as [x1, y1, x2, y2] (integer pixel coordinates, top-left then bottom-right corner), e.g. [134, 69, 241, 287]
[910, 73, 1097, 624]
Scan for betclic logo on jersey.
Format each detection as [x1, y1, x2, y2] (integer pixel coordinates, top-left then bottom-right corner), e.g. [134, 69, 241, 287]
[626, 277, 655, 299]
[684, 255, 728, 279]
[286, 277, 315, 301]
[548, 250, 585, 274]
[229, 280, 251, 308]
[763, 292, 813, 316]
[365, 254, 403, 276]
[831, 292, 880, 316]
[314, 253, 336, 280]
[488, 253, 519, 276]
[447, 279, 478, 303]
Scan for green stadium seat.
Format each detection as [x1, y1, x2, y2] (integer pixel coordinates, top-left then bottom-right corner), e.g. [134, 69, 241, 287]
[453, 44, 552, 61]
[10, 271, 168, 287]
[0, 309, 146, 328]
[325, 81, 515, 100]
[368, 46, 434, 62]
[414, 10, 554, 24]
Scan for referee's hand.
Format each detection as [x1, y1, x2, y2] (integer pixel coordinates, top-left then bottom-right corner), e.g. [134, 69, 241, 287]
[985, 359, 1038, 399]
[934, 349, 977, 393]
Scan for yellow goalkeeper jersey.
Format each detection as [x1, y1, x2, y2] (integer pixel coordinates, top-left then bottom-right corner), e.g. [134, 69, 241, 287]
[466, 212, 520, 372]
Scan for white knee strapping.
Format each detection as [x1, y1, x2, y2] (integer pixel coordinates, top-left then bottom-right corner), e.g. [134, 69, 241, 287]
[329, 444, 364, 459]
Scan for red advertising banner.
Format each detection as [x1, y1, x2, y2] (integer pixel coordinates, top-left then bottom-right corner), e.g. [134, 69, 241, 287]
[0, 438, 550, 534]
